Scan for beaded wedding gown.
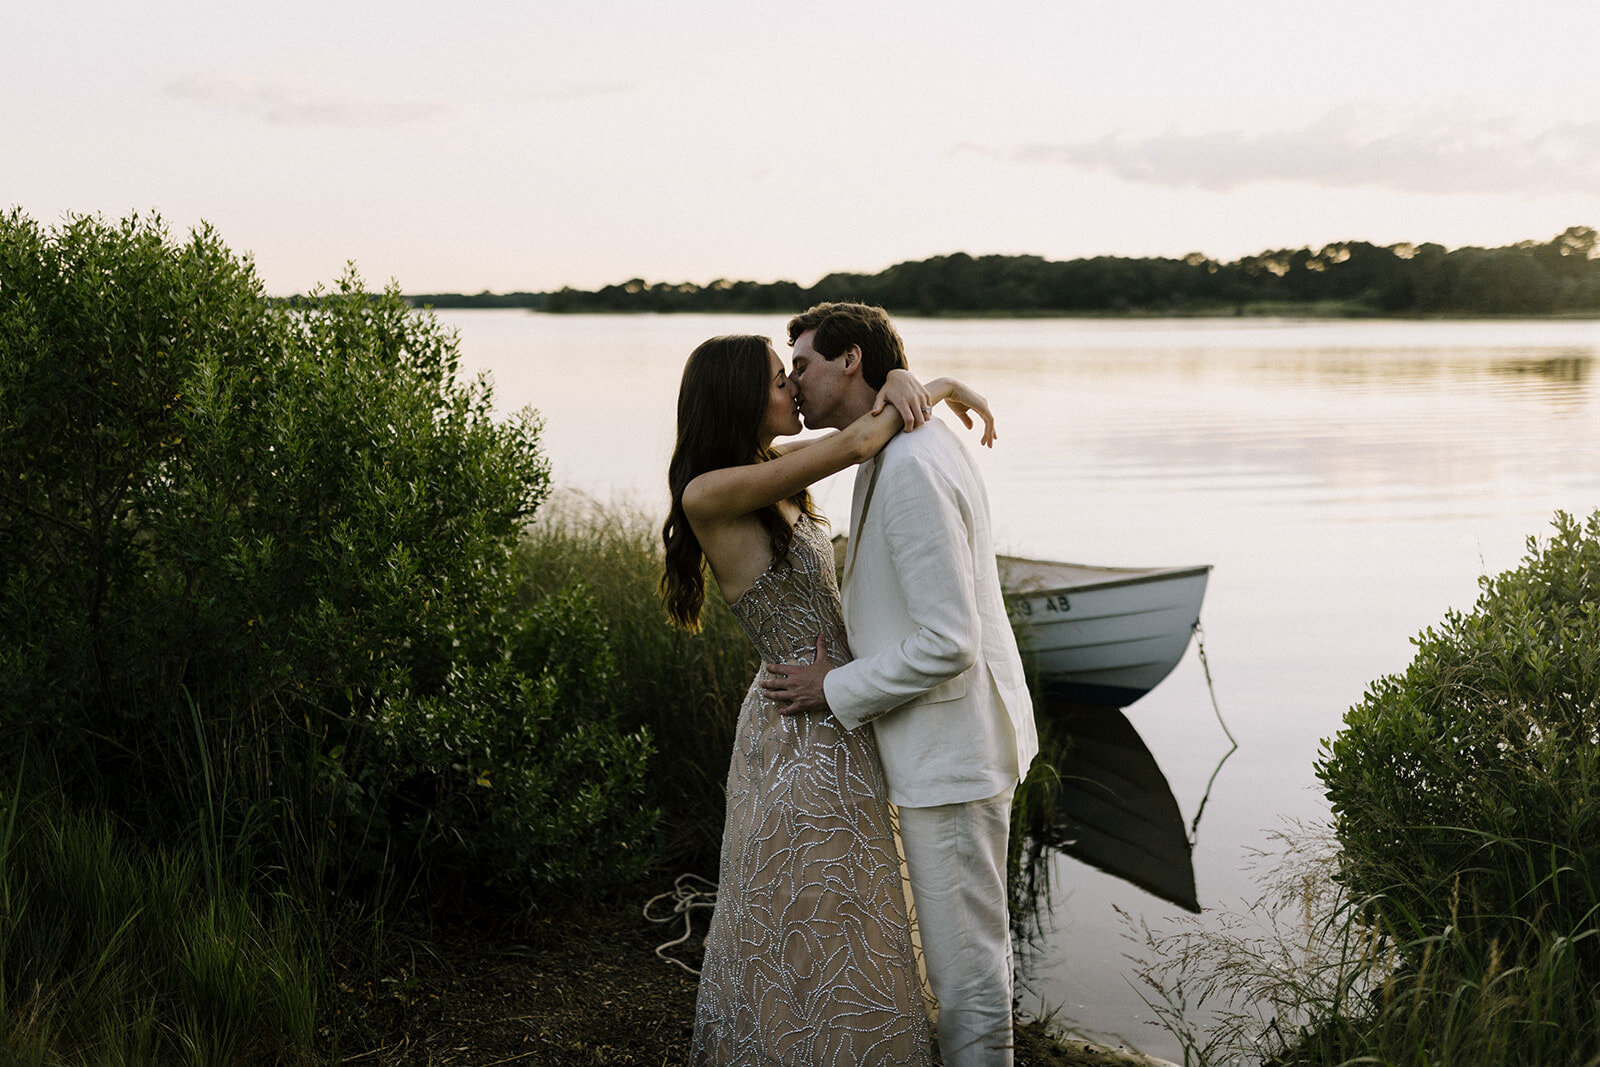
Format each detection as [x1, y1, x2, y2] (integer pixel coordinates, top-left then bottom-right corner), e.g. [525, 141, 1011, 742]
[691, 517, 933, 1065]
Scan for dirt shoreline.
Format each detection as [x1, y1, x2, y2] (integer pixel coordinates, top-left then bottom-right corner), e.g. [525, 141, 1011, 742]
[336, 885, 1172, 1066]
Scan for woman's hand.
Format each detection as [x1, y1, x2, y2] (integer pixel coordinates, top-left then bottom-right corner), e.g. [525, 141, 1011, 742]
[871, 368, 933, 431]
[931, 378, 998, 448]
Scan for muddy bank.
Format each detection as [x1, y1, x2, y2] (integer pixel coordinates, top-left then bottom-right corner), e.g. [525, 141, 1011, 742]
[335, 885, 1172, 1065]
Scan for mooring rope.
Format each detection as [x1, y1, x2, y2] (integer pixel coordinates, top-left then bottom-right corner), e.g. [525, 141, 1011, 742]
[1188, 619, 1239, 845]
[642, 872, 719, 976]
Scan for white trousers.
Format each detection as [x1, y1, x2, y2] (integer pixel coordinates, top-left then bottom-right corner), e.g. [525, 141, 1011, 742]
[897, 786, 1016, 1067]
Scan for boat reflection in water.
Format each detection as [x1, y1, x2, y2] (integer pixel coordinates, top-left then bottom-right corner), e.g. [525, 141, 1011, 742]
[1003, 554, 1217, 918]
[1018, 698, 1201, 915]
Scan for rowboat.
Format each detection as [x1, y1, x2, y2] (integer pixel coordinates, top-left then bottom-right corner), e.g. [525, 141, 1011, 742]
[999, 556, 1211, 707]
[831, 535, 1210, 708]
[1005, 560, 1216, 911]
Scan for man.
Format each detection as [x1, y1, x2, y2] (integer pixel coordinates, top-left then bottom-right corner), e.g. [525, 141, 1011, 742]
[761, 302, 1039, 1066]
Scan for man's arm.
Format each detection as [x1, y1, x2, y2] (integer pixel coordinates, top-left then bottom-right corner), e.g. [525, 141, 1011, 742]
[760, 460, 977, 720]
[824, 447, 980, 729]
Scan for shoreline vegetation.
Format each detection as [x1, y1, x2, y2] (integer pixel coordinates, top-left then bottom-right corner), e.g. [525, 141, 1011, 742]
[6, 210, 1599, 1064]
[399, 226, 1600, 319]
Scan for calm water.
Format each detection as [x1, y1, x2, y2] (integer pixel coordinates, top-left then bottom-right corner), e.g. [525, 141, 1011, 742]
[440, 310, 1600, 1059]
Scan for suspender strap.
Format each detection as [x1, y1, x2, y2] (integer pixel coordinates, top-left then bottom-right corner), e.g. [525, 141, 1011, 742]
[843, 454, 883, 588]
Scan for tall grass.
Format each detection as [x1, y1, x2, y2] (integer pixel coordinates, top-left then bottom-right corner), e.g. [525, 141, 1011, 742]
[517, 493, 1073, 925]
[1008, 712, 1070, 947]
[0, 792, 319, 1065]
[515, 492, 762, 868]
[1127, 823, 1600, 1066]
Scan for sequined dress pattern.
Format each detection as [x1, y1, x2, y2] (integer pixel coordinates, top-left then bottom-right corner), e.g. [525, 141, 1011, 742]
[691, 518, 933, 1065]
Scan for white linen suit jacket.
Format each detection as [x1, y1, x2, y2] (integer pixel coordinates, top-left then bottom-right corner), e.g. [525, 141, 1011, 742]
[822, 419, 1039, 808]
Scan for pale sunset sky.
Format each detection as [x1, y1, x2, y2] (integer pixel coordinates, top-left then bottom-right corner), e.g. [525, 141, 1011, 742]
[7, 0, 1599, 296]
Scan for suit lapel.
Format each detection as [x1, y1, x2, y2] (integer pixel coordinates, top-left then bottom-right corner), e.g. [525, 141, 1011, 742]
[842, 454, 878, 606]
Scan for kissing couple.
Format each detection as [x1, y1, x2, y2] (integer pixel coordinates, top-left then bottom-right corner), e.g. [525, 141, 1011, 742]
[661, 302, 1040, 1065]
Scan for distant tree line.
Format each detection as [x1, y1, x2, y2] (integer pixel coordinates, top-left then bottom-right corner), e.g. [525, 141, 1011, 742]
[404, 290, 548, 309]
[407, 227, 1600, 317]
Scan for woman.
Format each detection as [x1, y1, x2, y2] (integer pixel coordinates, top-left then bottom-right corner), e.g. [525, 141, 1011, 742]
[661, 334, 994, 1065]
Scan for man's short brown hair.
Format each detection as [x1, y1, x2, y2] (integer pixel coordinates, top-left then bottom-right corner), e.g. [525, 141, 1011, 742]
[786, 302, 908, 390]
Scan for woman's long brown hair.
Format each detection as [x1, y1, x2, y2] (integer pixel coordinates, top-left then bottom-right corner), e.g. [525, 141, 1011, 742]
[661, 335, 820, 631]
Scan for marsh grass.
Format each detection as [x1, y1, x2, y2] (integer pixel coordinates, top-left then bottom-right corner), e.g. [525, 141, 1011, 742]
[0, 792, 319, 1065]
[1127, 823, 1600, 1066]
[1009, 712, 1072, 949]
[517, 492, 1080, 899]
[515, 492, 762, 868]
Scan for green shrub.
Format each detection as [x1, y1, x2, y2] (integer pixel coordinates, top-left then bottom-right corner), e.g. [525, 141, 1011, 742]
[1122, 512, 1600, 1065]
[0, 210, 656, 909]
[1317, 509, 1600, 980]
[362, 582, 655, 896]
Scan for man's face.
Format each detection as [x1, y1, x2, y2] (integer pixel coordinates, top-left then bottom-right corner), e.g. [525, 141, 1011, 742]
[789, 328, 850, 431]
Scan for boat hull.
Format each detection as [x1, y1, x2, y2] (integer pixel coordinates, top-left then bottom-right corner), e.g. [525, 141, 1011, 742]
[1000, 559, 1211, 707]
[831, 534, 1211, 708]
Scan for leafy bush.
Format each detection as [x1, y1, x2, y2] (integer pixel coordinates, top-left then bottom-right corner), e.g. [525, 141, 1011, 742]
[0, 210, 656, 910]
[1118, 513, 1600, 1065]
[362, 582, 655, 895]
[1317, 509, 1600, 979]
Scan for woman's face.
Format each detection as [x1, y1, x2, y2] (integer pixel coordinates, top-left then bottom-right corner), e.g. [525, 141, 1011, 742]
[756, 346, 802, 442]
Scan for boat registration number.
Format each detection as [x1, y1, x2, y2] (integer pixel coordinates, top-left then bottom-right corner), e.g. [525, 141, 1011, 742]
[1009, 593, 1071, 618]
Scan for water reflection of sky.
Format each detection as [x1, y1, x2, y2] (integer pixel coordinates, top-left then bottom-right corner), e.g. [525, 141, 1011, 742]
[906, 318, 1600, 1056]
[445, 311, 1600, 1060]
[925, 328, 1600, 554]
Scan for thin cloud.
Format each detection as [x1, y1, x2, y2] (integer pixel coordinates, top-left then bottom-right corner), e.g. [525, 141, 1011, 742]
[165, 68, 448, 127]
[949, 141, 1002, 160]
[519, 81, 639, 102]
[1009, 105, 1600, 196]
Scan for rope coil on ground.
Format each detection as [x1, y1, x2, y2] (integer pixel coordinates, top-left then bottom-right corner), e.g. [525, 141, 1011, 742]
[642, 873, 719, 976]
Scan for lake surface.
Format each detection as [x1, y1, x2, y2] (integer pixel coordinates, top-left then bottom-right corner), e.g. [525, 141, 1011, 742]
[438, 310, 1600, 1060]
